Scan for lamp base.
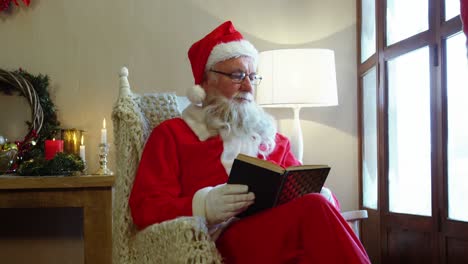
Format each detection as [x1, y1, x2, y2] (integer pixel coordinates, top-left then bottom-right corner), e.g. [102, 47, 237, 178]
[290, 106, 304, 163]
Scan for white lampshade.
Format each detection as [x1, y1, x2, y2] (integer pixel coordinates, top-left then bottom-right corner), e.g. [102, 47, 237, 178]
[256, 49, 338, 107]
[256, 49, 339, 162]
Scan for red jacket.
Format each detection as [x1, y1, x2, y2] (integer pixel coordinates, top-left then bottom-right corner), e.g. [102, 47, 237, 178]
[129, 118, 300, 229]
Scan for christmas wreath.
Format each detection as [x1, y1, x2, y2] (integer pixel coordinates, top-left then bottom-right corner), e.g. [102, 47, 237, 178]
[0, 68, 84, 175]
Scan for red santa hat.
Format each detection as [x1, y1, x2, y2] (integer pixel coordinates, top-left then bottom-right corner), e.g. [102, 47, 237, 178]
[187, 21, 258, 104]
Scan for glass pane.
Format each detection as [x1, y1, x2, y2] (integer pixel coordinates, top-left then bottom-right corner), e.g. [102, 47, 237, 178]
[447, 32, 468, 222]
[445, 0, 460, 21]
[388, 47, 431, 216]
[362, 67, 378, 209]
[361, 0, 376, 62]
[386, 0, 429, 45]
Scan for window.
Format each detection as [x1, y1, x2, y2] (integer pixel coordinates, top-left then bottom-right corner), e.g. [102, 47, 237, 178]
[362, 67, 378, 209]
[446, 32, 468, 222]
[358, 0, 466, 262]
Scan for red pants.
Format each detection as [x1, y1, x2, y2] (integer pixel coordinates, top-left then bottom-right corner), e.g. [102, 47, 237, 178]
[216, 194, 370, 264]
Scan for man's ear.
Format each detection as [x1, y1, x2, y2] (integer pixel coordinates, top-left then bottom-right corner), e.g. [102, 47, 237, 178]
[201, 74, 216, 96]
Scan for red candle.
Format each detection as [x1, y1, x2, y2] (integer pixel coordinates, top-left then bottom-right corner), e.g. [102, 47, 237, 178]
[45, 138, 64, 160]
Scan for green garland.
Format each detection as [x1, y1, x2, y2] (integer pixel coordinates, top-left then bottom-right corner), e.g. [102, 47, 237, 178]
[0, 68, 84, 176]
[18, 152, 84, 176]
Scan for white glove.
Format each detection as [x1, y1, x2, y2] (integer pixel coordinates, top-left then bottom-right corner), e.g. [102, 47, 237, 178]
[320, 187, 337, 207]
[192, 183, 254, 225]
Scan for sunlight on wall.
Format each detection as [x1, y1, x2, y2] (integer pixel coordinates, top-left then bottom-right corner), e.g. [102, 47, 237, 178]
[188, 0, 355, 44]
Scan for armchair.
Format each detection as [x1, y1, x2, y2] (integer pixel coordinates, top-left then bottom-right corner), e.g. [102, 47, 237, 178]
[111, 66, 367, 264]
[112, 67, 222, 264]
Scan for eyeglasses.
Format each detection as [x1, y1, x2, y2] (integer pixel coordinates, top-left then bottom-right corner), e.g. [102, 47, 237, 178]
[209, 69, 262, 86]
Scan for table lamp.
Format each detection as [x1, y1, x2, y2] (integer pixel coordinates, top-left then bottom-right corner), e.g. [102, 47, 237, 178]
[256, 49, 338, 162]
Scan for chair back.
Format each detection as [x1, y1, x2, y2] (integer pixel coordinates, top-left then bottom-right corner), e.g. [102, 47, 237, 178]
[111, 67, 183, 263]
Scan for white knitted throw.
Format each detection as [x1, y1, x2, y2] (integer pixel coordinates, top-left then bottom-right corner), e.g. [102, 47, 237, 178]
[112, 91, 222, 264]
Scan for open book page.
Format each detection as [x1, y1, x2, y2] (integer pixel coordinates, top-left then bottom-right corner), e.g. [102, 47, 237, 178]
[235, 153, 285, 174]
[286, 164, 330, 171]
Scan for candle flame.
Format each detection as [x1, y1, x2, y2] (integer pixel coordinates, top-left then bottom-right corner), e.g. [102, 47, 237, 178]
[52, 138, 55, 141]
[103, 118, 106, 129]
[81, 135, 84, 145]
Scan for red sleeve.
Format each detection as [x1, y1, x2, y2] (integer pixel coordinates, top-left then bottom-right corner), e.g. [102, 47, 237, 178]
[266, 133, 302, 167]
[128, 122, 192, 230]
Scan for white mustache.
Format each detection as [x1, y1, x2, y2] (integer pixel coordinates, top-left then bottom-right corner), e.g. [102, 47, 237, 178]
[233, 92, 254, 102]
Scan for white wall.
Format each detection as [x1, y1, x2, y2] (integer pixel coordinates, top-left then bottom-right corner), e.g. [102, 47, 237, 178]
[0, 0, 358, 210]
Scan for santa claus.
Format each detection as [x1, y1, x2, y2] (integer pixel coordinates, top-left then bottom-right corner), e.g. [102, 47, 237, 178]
[129, 21, 370, 264]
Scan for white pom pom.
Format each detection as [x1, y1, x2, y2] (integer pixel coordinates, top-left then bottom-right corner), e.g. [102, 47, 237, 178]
[187, 85, 206, 105]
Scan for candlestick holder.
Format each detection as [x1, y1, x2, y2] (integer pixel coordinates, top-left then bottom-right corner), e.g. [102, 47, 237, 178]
[93, 143, 113, 175]
[82, 160, 88, 175]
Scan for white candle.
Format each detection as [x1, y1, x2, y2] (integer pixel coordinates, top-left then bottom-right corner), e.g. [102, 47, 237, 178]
[101, 118, 107, 144]
[79, 135, 86, 162]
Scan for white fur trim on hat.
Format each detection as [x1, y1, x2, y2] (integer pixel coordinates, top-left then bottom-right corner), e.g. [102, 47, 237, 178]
[205, 40, 259, 71]
[187, 84, 206, 105]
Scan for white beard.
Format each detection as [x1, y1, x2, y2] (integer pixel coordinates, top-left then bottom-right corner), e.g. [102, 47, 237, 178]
[202, 92, 277, 167]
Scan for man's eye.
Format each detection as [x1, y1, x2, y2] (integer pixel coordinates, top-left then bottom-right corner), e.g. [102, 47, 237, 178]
[231, 73, 245, 80]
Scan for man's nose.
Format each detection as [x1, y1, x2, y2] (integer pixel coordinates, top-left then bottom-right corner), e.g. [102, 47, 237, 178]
[239, 77, 253, 93]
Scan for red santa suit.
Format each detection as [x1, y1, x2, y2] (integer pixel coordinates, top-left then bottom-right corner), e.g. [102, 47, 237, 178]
[129, 105, 370, 264]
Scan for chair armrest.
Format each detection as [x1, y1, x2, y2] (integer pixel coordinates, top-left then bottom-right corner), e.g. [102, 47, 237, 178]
[133, 216, 222, 264]
[341, 210, 368, 222]
[341, 210, 368, 239]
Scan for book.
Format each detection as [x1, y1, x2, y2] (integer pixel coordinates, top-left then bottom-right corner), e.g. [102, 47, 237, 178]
[227, 153, 330, 218]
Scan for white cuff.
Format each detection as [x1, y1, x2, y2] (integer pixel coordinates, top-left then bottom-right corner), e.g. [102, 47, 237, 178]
[192, 186, 212, 218]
